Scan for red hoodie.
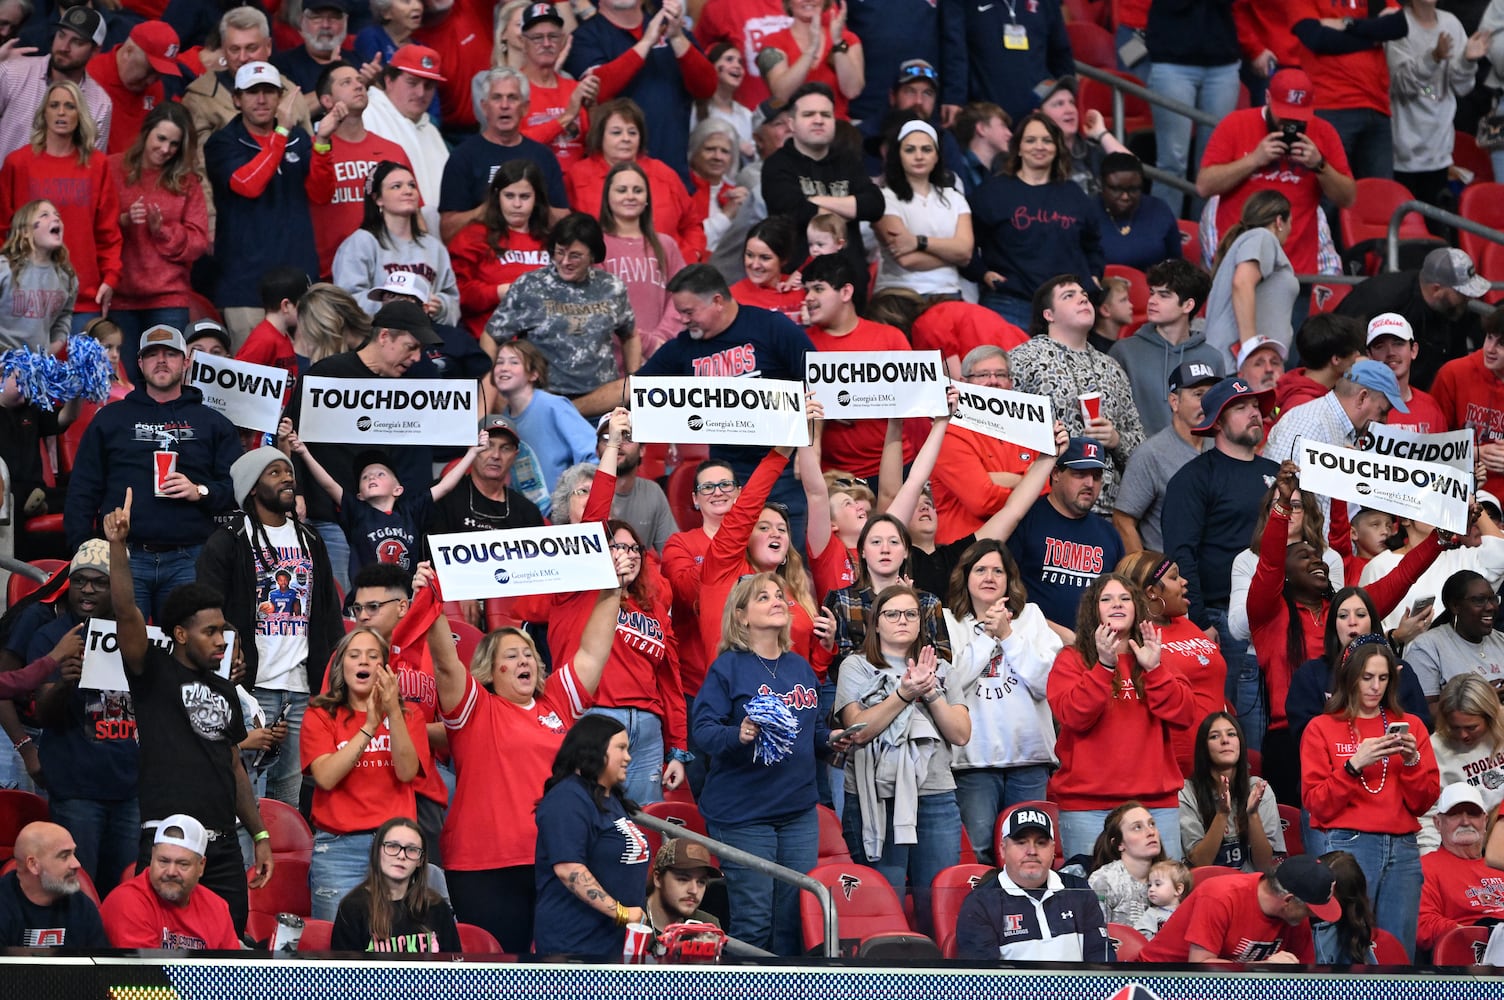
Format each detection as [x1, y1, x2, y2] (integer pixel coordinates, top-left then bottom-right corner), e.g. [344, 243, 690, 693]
[1270, 369, 1329, 426]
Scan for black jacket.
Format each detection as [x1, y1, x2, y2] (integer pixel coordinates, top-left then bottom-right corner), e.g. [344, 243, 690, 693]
[1336, 269, 1484, 391]
[197, 516, 342, 692]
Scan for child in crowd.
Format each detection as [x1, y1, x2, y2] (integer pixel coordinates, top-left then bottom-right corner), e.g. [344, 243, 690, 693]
[1134, 859, 1192, 939]
[80, 316, 129, 399]
[283, 422, 489, 577]
[806, 212, 847, 260]
[1090, 275, 1134, 352]
[1343, 508, 1396, 584]
[0, 200, 77, 354]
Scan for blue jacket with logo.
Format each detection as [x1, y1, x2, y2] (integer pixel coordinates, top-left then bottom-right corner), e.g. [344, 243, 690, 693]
[956, 867, 1113, 961]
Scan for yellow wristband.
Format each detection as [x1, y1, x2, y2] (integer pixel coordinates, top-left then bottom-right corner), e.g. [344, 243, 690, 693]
[614, 901, 629, 926]
[274, 125, 291, 138]
[253, 830, 270, 843]
[313, 140, 332, 153]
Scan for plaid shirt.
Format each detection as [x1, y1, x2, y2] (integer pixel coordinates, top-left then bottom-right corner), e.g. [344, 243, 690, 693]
[0, 56, 112, 160]
[823, 585, 952, 681]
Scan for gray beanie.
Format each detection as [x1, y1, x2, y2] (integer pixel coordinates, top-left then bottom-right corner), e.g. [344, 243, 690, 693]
[231, 447, 292, 507]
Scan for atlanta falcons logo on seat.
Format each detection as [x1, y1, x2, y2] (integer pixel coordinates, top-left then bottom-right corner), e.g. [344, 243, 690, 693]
[838, 873, 861, 900]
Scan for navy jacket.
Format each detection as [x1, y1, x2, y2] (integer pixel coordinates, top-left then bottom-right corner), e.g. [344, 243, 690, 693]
[204, 117, 319, 308]
[64, 385, 241, 551]
[938, 0, 1073, 119]
[956, 867, 1113, 961]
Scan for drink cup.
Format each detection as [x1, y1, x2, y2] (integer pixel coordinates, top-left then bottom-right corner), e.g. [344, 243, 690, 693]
[272, 912, 305, 953]
[153, 450, 178, 497]
[623, 922, 653, 963]
[1079, 392, 1102, 425]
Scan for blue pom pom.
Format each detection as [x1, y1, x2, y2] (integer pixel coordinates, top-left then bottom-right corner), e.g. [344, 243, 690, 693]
[0, 348, 55, 411]
[62, 334, 113, 403]
[744, 693, 800, 766]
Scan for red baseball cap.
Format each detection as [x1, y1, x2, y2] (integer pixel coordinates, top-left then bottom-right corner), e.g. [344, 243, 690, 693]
[1267, 68, 1315, 122]
[130, 21, 182, 78]
[389, 44, 446, 83]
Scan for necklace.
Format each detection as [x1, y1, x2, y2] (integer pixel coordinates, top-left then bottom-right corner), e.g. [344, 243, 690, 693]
[467, 480, 509, 525]
[1349, 708, 1389, 795]
[752, 650, 780, 680]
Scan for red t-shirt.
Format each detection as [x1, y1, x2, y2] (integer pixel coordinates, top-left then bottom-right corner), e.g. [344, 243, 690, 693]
[910, 301, 1028, 368]
[729, 278, 804, 325]
[100, 870, 239, 950]
[1386, 386, 1448, 434]
[694, 0, 793, 109]
[86, 50, 167, 157]
[522, 77, 589, 171]
[300, 703, 430, 835]
[1418, 847, 1504, 951]
[1295, 0, 1398, 115]
[415, 5, 493, 130]
[1203, 108, 1351, 277]
[439, 669, 591, 870]
[236, 319, 298, 407]
[931, 425, 1042, 545]
[757, 26, 860, 121]
[806, 319, 920, 477]
[1137, 872, 1315, 962]
[308, 133, 413, 277]
[809, 527, 856, 605]
[449, 224, 551, 339]
[1430, 350, 1504, 498]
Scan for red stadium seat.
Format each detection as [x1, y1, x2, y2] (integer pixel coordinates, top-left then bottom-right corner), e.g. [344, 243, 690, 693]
[1177, 219, 1200, 265]
[258, 798, 314, 864]
[816, 804, 852, 865]
[930, 864, 992, 957]
[248, 858, 311, 920]
[1276, 804, 1304, 856]
[1191, 865, 1239, 888]
[800, 862, 921, 957]
[297, 918, 334, 952]
[1108, 922, 1148, 961]
[1078, 71, 1154, 137]
[1309, 282, 1353, 315]
[1246, 748, 1262, 776]
[1433, 924, 1491, 965]
[994, 800, 1063, 872]
[457, 921, 505, 954]
[5, 560, 66, 607]
[449, 621, 484, 670]
[0, 853, 89, 901]
[1459, 183, 1504, 267]
[1371, 928, 1409, 964]
[662, 781, 696, 806]
[666, 464, 703, 532]
[58, 400, 101, 476]
[245, 910, 280, 947]
[638, 800, 708, 862]
[1342, 178, 1430, 248]
[1066, 21, 1116, 69]
[1454, 130, 1495, 185]
[1063, 0, 1110, 28]
[0, 790, 48, 862]
[1104, 264, 1149, 328]
[638, 442, 671, 481]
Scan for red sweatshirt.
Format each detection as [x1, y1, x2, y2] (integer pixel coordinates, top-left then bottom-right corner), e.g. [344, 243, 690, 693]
[1160, 615, 1228, 776]
[106, 159, 210, 311]
[1300, 710, 1439, 832]
[306, 131, 412, 278]
[565, 154, 708, 262]
[1046, 646, 1197, 810]
[661, 525, 713, 695]
[1432, 349, 1504, 500]
[1249, 505, 1442, 730]
[1270, 369, 1328, 425]
[0, 147, 121, 314]
[931, 424, 1042, 545]
[448, 224, 550, 339]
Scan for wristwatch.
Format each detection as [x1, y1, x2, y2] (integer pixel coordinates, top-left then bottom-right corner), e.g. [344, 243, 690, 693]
[196, 484, 209, 499]
[916, 235, 929, 253]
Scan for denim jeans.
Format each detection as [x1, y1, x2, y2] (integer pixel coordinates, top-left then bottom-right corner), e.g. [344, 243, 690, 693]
[583, 705, 664, 805]
[1323, 828, 1421, 960]
[707, 808, 819, 956]
[980, 289, 1034, 329]
[1315, 108, 1393, 180]
[112, 307, 191, 385]
[1058, 806, 1182, 865]
[310, 828, 375, 921]
[252, 689, 308, 807]
[49, 795, 139, 894]
[128, 545, 203, 623]
[310, 520, 351, 595]
[1206, 605, 1263, 753]
[954, 765, 1051, 865]
[1148, 61, 1242, 219]
[0, 725, 40, 794]
[840, 790, 962, 937]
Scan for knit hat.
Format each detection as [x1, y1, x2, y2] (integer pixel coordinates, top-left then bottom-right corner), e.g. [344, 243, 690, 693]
[232, 447, 292, 506]
[69, 538, 110, 577]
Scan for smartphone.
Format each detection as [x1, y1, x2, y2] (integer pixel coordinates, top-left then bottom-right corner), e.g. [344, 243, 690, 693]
[1411, 596, 1436, 616]
[1386, 722, 1410, 738]
[841, 722, 869, 737]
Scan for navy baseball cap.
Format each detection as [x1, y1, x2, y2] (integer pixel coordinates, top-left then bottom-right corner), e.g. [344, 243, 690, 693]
[1059, 437, 1108, 470]
[1191, 376, 1274, 437]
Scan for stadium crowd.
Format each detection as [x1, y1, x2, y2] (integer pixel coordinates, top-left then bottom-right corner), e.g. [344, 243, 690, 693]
[5, 0, 1504, 967]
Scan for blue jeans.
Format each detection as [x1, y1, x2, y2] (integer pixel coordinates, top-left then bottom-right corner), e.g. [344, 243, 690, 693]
[1148, 61, 1242, 219]
[48, 795, 139, 895]
[582, 705, 664, 805]
[252, 689, 308, 807]
[840, 790, 961, 937]
[128, 545, 202, 623]
[954, 765, 1051, 865]
[310, 520, 351, 595]
[1316, 108, 1393, 180]
[112, 307, 191, 385]
[310, 829, 374, 921]
[707, 808, 819, 956]
[980, 289, 1034, 330]
[1323, 828, 1421, 960]
[1207, 605, 1263, 753]
[1058, 806, 1182, 865]
[0, 725, 40, 793]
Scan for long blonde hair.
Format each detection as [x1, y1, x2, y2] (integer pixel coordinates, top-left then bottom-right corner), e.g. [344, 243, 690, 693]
[2, 200, 74, 279]
[297, 283, 369, 363]
[30, 81, 96, 165]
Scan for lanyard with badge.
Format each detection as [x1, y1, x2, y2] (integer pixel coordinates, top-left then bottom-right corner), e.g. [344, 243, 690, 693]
[1002, 0, 1029, 50]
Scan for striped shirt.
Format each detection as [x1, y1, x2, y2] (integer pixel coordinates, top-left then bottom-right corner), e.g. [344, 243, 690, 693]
[0, 57, 112, 160]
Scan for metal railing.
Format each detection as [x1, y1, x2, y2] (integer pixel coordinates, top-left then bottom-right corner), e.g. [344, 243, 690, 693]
[1072, 62, 1216, 197]
[632, 811, 839, 959]
[1387, 199, 1504, 274]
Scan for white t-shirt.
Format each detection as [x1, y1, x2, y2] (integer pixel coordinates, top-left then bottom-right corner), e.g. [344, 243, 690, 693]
[250, 518, 312, 693]
[874, 183, 971, 296]
[1359, 536, 1504, 631]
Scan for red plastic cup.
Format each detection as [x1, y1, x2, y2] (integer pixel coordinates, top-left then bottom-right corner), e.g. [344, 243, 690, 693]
[622, 922, 653, 963]
[1079, 392, 1102, 424]
[153, 450, 178, 497]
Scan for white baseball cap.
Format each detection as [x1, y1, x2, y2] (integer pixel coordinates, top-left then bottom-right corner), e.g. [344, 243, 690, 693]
[1366, 312, 1414, 345]
[1437, 782, 1486, 815]
[368, 270, 432, 303]
[234, 61, 283, 92]
[153, 813, 209, 856]
[1235, 335, 1288, 370]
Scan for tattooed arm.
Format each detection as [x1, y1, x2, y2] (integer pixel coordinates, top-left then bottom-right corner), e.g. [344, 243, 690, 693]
[552, 862, 646, 924]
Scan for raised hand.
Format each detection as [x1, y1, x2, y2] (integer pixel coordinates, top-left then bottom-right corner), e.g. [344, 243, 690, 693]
[1094, 622, 1123, 667]
[1130, 620, 1162, 670]
[103, 487, 133, 543]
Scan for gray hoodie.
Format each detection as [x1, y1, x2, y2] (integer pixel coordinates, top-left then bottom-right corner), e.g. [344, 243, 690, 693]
[1108, 322, 1224, 436]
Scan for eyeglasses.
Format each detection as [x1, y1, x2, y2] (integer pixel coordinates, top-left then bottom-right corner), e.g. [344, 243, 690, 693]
[610, 542, 644, 555]
[554, 249, 591, 265]
[1103, 183, 1143, 195]
[524, 31, 564, 44]
[829, 476, 860, 489]
[598, 432, 633, 443]
[70, 574, 108, 592]
[569, 487, 591, 497]
[879, 608, 921, 622]
[347, 598, 403, 620]
[694, 479, 739, 495]
[380, 840, 425, 860]
[967, 369, 1011, 382]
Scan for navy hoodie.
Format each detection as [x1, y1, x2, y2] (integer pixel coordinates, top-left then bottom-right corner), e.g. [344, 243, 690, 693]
[64, 385, 241, 551]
